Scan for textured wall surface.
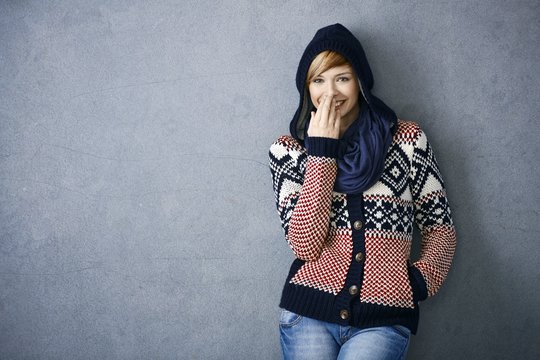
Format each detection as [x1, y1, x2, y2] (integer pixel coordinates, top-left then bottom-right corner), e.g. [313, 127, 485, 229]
[1, 1, 539, 359]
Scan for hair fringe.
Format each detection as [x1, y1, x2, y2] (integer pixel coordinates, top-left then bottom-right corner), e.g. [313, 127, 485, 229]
[306, 51, 349, 86]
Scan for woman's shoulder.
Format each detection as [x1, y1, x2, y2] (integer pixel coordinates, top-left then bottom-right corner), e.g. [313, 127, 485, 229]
[269, 135, 305, 153]
[393, 119, 425, 145]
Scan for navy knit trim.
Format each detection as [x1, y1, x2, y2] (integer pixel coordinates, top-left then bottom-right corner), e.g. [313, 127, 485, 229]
[305, 137, 340, 158]
[408, 263, 429, 302]
[334, 192, 366, 321]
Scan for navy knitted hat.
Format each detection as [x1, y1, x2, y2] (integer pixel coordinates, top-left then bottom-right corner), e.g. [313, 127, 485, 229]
[289, 23, 397, 141]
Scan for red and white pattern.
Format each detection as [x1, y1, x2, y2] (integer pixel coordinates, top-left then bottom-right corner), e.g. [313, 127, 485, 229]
[414, 224, 457, 297]
[361, 229, 414, 308]
[290, 227, 353, 294]
[394, 120, 420, 145]
[286, 155, 337, 261]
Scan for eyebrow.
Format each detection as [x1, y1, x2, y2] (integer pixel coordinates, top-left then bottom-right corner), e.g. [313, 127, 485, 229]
[315, 72, 353, 77]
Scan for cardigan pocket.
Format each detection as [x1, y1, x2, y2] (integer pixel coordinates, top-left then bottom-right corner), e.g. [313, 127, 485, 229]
[407, 261, 428, 303]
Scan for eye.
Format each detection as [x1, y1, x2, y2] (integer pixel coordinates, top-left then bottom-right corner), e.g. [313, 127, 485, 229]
[337, 76, 350, 82]
[312, 78, 323, 84]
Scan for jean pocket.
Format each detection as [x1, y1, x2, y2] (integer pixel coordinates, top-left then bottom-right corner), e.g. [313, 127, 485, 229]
[391, 324, 411, 339]
[279, 309, 302, 327]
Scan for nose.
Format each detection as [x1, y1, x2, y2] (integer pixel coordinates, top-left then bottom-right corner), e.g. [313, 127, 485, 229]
[324, 82, 339, 97]
[319, 83, 338, 105]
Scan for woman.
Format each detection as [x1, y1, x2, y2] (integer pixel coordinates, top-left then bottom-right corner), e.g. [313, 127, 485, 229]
[268, 23, 456, 360]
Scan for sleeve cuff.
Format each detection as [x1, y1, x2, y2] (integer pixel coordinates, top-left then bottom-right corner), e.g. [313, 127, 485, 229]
[408, 263, 428, 302]
[305, 137, 340, 158]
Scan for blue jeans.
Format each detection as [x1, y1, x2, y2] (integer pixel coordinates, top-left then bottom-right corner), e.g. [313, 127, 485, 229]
[279, 309, 411, 360]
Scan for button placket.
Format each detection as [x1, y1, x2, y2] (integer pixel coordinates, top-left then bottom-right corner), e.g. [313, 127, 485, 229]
[334, 194, 366, 326]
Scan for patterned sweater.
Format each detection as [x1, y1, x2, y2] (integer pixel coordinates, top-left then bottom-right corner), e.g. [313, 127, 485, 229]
[269, 120, 456, 334]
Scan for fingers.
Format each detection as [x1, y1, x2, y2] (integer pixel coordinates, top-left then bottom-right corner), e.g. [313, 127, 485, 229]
[334, 107, 341, 131]
[316, 96, 336, 125]
[308, 94, 340, 139]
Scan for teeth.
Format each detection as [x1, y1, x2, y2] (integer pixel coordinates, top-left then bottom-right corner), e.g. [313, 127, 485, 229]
[336, 101, 344, 106]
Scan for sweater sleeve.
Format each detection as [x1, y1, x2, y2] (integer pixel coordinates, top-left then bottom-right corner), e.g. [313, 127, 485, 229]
[269, 135, 339, 261]
[409, 128, 457, 299]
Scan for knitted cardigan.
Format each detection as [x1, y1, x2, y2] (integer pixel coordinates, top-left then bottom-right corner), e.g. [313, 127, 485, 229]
[269, 119, 456, 334]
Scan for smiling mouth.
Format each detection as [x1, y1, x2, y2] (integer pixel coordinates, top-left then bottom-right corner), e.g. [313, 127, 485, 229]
[318, 99, 346, 107]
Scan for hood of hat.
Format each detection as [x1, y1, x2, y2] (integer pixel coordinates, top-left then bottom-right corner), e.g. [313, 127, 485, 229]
[290, 23, 375, 141]
[295, 24, 373, 94]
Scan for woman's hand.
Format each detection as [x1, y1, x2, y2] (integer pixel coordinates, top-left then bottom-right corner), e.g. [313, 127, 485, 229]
[307, 94, 341, 139]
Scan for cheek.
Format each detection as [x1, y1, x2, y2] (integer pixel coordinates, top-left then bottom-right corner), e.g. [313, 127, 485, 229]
[308, 90, 319, 107]
[346, 85, 360, 103]
[311, 96, 318, 107]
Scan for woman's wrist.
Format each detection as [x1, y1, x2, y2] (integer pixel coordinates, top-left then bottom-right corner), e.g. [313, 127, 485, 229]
[305, 137, 340, 158]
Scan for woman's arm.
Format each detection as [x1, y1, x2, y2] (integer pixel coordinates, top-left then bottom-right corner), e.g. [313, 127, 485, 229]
[270, 94, 342, 261]
[269, 136, 339, 261]
[409, 127, 457, 299]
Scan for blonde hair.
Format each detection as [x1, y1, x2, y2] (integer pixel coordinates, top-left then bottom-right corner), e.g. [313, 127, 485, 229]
[306, 50, 350, 86]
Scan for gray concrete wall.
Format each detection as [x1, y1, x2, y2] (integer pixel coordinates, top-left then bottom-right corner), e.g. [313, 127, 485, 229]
[1, 1, 538, 359]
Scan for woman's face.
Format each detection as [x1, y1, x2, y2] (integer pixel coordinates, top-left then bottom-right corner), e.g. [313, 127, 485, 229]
[308, 64, 360, 126]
